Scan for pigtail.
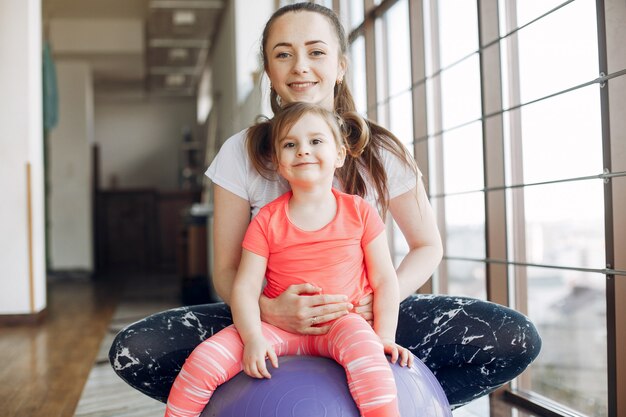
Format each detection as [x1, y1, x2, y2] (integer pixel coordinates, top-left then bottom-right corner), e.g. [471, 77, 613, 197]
[341, 111, 370, 158]
[246, 117, 275, 180]
[337, 111, 387, 217]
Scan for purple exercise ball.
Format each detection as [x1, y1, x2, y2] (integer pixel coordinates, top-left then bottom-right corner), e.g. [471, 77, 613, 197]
[200, 355, 452, 417]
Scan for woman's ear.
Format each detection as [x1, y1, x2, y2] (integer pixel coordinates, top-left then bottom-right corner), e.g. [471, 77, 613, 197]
[335, 146, 347, 168]
[337, 57, 347, 84]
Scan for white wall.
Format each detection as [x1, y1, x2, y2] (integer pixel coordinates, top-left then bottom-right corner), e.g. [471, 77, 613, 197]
[234, 0, 273, 105]
[209, 0, 273, 145]
[0, 0, 46, 314]
[49, 18, 143, 54]
[234, 0, 273, 129]
[95, 97, 196, 190]
[210, 0, 238, 144]
[48, 61, 94, 271]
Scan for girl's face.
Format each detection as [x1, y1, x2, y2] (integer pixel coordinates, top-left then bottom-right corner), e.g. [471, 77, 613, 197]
[265, 11, 346, 111]
[276, 113, 346, 187]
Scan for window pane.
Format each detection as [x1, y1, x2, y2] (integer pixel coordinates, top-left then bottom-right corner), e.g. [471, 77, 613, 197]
[525, 266, 607, 417]
[523, 180, 605, 270]
[442, 121, 483, 194]
[438, 0, 479, 68]
[375, 17, 388, 126]
[440, 54, 482, 130]
[389, 92, 414, 154]
[425, 75, 440, 137]
[515, 0, 576, 31]
[392, 221, 408, 268]
[516, 0, 598, 104]
[385, 0, 411, 96]
[516, 85, 603, 184]
[443, 192, 486, 259]
[423, 0, 436, 76]
[376, 0, 411, 128]
[318, 0, 333, 10]
[349, 35, 368, 115]
[343, 0, 364, 31]
[446, 259, 486, 299]
[427, 134, 442, 196]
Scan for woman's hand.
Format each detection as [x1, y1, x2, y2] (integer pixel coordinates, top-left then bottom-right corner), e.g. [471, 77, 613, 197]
[354, 293, 373, 325]
[259, 283, 353, 335]
[242, 336, 279, 379]
[380, 338, 413, 367]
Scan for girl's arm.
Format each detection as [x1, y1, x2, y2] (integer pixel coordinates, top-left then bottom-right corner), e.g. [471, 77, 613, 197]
[364, 232, 413, 367]
[389, 179, 443, 300]
[231, 249, 278, 379]
[213, 185, 352, 333]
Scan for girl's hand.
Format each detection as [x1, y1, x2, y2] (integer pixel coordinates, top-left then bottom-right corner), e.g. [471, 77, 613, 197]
[259, 283, 353, 335]
[243, 337, 279, 379]
[380, 338, 414, 368]
[354, 293, 373, 325]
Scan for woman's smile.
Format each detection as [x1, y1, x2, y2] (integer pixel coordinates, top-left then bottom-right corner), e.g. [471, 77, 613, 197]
[288, 81, 318, 91]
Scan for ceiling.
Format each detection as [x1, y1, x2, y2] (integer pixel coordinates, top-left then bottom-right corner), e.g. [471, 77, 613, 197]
[42, 0, 226, 96]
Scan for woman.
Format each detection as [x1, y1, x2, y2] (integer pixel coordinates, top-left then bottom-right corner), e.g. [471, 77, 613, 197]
[110, 2, 541, 409]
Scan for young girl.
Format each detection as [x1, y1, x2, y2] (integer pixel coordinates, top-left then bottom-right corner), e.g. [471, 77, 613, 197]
[164, 102, 413, 417]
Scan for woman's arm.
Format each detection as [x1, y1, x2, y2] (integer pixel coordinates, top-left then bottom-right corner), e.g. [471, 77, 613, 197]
[364, 232, 413, 367]
[212, 185, 251, 304]
[213, 185, 352, 333]
[389, 179, 443, 300]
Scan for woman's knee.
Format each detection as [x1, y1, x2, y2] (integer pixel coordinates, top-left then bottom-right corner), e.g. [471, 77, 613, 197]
[108, 303, 234, 401]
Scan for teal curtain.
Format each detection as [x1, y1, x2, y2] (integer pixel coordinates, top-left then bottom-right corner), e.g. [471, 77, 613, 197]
[42, 41, 58, 132]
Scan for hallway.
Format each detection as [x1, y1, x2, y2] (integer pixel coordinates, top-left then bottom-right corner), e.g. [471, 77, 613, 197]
[0, 272, 178, 417]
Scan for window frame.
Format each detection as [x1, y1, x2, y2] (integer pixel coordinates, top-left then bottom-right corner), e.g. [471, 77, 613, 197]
[337, 0, 626, 415]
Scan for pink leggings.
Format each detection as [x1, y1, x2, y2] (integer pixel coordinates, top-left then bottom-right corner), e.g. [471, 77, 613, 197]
[165, 313, 399, 417]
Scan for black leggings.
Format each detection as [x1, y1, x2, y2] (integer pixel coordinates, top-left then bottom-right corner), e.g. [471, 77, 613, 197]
[109, 295, 541, 409]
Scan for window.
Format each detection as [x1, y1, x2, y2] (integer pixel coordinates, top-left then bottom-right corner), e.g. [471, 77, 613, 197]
[373, 0, 414, 265]
[349, 35, 368, 115]
[343, 0, 625, 414]
[500, 2, 609, 414]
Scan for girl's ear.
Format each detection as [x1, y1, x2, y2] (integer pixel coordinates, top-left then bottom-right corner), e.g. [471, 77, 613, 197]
[335, 146, 347, 168]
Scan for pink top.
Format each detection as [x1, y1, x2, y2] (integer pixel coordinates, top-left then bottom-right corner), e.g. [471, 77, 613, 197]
[242, 189, 386, 305]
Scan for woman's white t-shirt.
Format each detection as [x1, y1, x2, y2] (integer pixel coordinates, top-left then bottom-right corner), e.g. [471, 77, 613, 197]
[205, 128, 417, 217]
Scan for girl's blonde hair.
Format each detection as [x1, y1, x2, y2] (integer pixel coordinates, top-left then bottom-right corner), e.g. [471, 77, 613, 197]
[248, 2, 417, 216]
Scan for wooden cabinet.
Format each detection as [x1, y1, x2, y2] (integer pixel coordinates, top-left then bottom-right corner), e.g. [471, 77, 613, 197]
[96, 189, 200, 273]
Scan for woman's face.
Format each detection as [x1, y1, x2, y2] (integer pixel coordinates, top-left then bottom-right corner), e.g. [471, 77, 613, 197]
[265, 11, 346, 111]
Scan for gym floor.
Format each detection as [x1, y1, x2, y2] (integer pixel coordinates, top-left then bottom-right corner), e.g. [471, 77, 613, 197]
[0, 272, 538, 417]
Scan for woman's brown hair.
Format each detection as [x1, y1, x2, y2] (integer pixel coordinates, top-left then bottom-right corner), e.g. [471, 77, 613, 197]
[248, 2, 417, 216]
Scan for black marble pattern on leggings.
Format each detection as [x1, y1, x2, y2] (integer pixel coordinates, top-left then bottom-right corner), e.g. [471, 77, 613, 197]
[109, 295, 541, 408]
